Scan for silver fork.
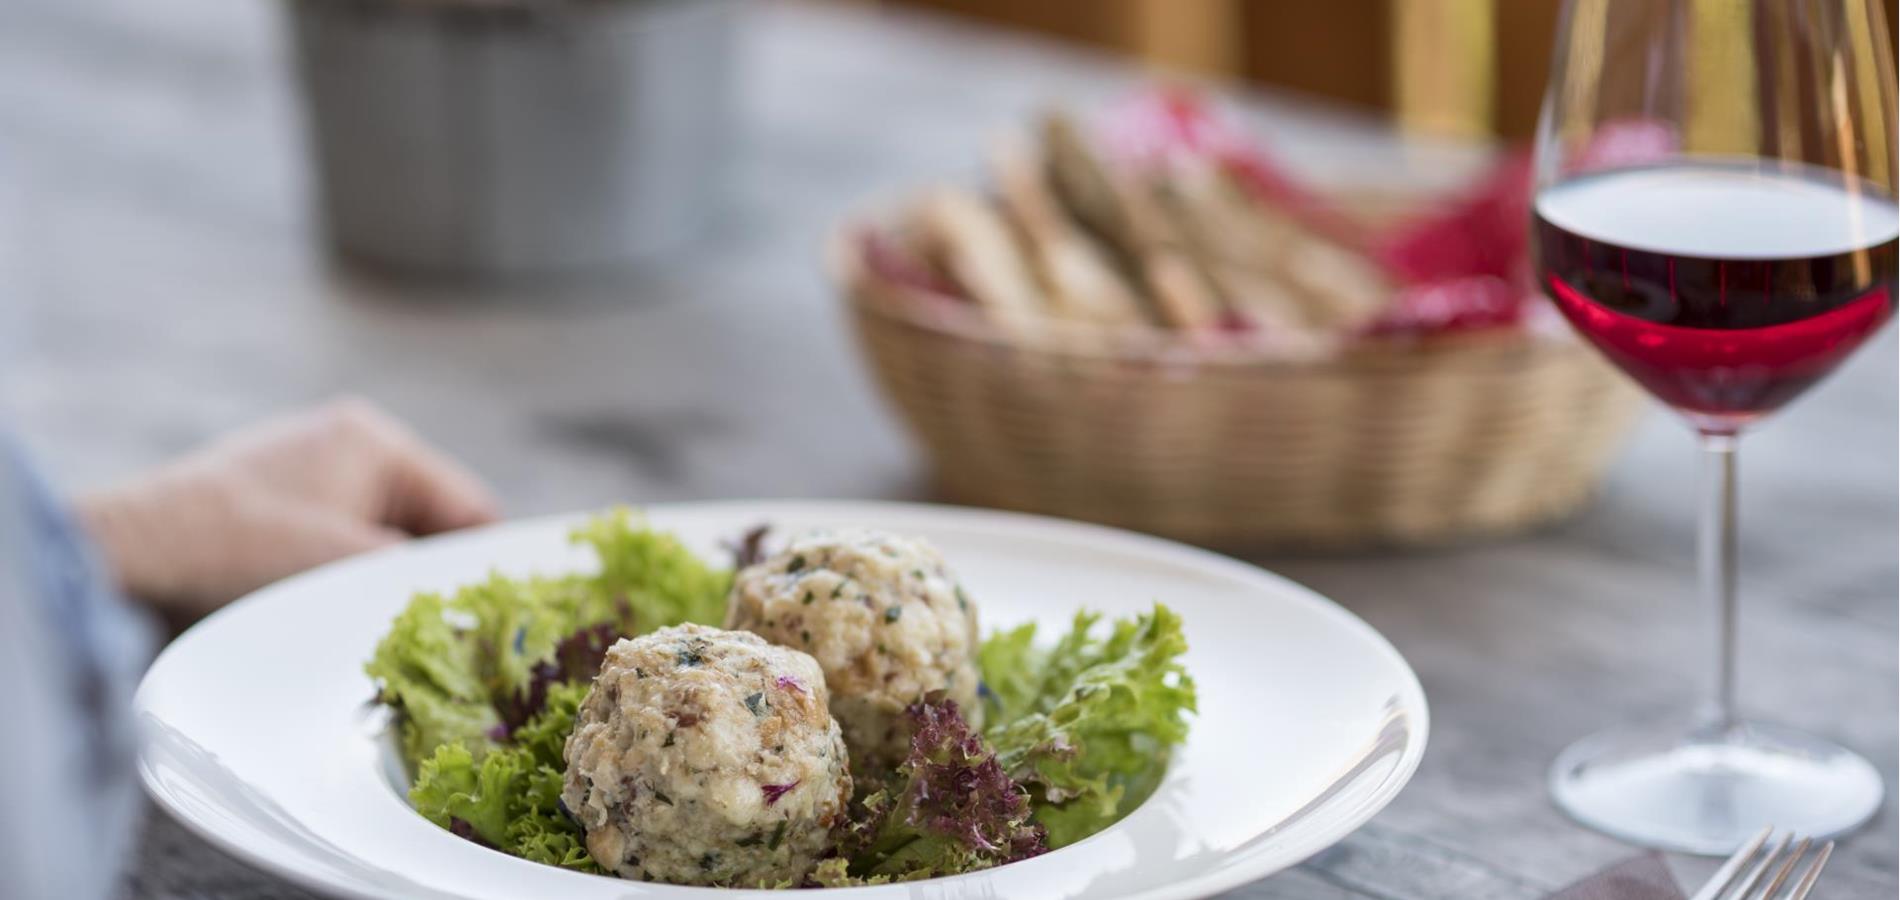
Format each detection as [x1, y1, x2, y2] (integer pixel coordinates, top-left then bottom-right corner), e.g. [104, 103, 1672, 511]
[1688, 826, 1835, 900]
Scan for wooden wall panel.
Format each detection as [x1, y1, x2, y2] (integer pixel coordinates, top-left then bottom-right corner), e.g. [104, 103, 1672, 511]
[1494, 0, 1563, 138]
[1240, 1, 1392, 113]
[876, 0, 1897, 141]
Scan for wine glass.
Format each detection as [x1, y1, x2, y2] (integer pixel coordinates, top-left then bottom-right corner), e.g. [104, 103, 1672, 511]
[1531, 0, 1895, 854]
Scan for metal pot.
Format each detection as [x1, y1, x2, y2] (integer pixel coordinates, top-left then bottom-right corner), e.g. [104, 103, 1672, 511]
[289, 0, 737, 277]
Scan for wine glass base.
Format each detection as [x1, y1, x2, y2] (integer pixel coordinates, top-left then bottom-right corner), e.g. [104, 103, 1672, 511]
[1549, 718, 1883, 855]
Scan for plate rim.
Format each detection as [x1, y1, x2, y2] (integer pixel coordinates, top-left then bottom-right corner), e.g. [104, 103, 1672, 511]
[137, 499, 1430, 900]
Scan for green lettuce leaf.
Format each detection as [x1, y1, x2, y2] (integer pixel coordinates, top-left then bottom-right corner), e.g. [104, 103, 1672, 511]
[456, 574, 606, 702]
[366, 509, 730, 771]
[979, 604, 1196, 847]
[808, 858, 889, 888]
[367, 591, 500, 767]
[410, 682, 599, 871]
[573, 509, 732, 631]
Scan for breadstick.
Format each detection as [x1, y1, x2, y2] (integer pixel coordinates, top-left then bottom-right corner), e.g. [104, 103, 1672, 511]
[991, 136, 1146, 325]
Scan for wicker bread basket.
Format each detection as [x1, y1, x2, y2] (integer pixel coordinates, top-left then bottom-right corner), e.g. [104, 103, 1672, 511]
[832, 218, 1646, 552]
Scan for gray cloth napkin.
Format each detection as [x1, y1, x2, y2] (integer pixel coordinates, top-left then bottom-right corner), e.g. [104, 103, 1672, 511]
[1550, 854, 1686, 900]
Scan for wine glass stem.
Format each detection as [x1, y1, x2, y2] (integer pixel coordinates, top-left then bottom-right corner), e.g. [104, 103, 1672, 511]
[1698, 432, 1740, 736]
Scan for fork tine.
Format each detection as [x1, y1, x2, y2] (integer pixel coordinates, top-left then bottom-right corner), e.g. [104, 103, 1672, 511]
[1728, 832, 1793, 900]
[1749, 837, 1810, 900]
[1781, 841, 1834, 900]
[1689, 827, 1774, 900]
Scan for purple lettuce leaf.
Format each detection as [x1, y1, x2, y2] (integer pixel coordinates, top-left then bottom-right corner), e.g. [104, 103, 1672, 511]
[841, 693, 1047, 878]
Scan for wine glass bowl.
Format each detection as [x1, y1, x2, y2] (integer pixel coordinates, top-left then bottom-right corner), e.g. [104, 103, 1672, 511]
[1531, 0, 1895, 853]
[1533, 160, 1898, 432]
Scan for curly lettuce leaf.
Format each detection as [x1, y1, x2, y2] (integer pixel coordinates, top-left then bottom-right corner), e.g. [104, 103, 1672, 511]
[574, 509, 732, 631]
[367, 592, 501, 766]
[408, 744, 505, 845]
[973, 621, 1040, 725]
[456, 574, 610, 700]
[506, 682, 597, 868]
[841, 695, 1046, 880]
[411, 682, 599, 871]
[808, 858, 889, 888]
[366, 510, 730, 770]
[980, 604, 1195, 847]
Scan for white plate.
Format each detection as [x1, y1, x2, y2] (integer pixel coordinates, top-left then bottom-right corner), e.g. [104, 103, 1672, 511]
[137, 501, 1427, 900]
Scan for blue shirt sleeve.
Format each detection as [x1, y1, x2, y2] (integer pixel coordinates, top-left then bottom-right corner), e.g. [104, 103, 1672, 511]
[0, 435, 156, 900]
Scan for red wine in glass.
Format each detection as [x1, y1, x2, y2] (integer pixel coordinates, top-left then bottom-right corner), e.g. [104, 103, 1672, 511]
[1533, 161, 1898, 431]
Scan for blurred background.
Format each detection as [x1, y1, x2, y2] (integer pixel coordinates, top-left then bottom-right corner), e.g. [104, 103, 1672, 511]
[5, 0, 1891, 525]
[3, 0, 1894, 549]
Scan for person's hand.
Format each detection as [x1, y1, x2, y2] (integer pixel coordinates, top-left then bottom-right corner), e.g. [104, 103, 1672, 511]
[77, 398, 499, 619]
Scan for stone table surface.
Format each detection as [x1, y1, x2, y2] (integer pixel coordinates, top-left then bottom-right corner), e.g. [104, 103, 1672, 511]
[2, 0, 1894, 898]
